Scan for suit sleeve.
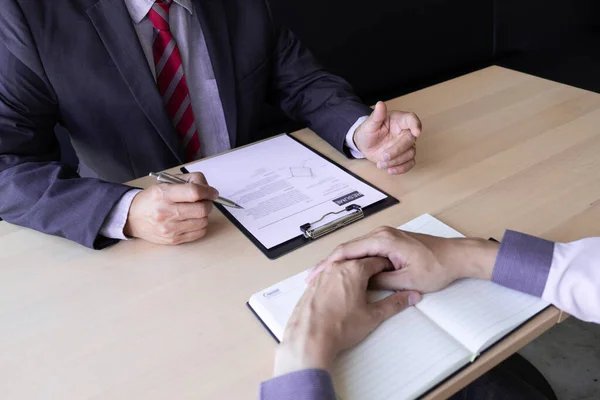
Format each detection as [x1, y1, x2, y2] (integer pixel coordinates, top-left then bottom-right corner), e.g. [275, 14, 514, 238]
[492, 231, 600, 324]
[0, 14, 132, 249]
[259, 369, 336, 400]
[266, 10, 372, 154]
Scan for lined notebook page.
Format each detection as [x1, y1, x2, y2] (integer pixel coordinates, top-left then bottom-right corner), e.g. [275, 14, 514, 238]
[417, 279, 549, 354]
[400, 214, 549, 354]
[333, 307, 470, 400]
[248, 263, 472, 400]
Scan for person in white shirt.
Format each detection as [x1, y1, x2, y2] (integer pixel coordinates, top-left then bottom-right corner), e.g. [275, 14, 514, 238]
[261, 227, 599, 399]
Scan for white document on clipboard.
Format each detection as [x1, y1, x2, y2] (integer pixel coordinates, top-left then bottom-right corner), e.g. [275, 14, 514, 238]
[185, 135, 389, 249]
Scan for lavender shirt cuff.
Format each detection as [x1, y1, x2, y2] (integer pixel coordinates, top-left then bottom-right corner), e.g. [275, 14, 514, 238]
[492, 230, 555, 297]
[344, 116, 368, 159]
[259, 369, 336, 400]
[99, 189, 142, 240]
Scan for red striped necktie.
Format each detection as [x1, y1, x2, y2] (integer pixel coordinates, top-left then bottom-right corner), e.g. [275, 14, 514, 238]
[148, 0, 201, 161]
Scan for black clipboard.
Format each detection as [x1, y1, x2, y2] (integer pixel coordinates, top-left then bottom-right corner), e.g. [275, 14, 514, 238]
[182, 134, 399, 260]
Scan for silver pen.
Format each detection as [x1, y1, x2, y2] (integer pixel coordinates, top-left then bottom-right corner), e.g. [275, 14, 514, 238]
[149, 172, 244, 209]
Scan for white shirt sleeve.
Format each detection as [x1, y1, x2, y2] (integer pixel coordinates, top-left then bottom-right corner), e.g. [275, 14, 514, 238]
[542, 238, 600, 324]
[344, 116, 369, 159]
[99, 189, 142, 240]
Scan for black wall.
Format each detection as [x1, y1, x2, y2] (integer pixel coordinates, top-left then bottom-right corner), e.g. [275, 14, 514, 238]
[268, 0, 494, 104]
[494, 0, 600, 93]
[494, 0, 600, 54]
[262, 0, 600, 134]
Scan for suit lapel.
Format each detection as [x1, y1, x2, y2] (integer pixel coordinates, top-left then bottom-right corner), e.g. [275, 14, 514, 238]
[192, 0, 238, 147]
[86, 0, 184, 164]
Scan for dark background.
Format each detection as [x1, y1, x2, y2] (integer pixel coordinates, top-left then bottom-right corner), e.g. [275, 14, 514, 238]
[269, 0, 600, 103]
[57, 0, 600, 171]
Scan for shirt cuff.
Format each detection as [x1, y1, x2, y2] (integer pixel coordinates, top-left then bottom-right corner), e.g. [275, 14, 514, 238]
[99, 189, 142, 240]
[491, 230, 555, 297]
[344, 116, 368, 159]
[259, 369, 336, 400]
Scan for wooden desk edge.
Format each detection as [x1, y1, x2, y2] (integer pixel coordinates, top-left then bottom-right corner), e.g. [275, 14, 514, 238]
[557, 310, 570, 323]
[423, 306, 561, 399]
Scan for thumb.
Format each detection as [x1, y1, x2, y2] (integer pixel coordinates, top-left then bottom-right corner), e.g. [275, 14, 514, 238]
[369, 291, 421, 325]
[367, 101, 387, 126]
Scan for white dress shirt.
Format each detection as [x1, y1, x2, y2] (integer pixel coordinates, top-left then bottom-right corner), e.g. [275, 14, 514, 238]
[100, 0, 366, 240]
[493, 230, 600, 324]
[545, 238, 600, 323]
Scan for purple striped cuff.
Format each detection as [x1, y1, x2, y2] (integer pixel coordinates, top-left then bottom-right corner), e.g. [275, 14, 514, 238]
[259, 369, 335, 400]
[492, 230, 555, 297]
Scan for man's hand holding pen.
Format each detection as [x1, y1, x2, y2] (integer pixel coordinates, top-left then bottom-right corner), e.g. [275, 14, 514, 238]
[124, 172, 219, 245]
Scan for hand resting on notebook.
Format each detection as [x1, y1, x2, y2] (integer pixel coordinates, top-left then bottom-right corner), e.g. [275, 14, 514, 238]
[312, 226, 600, 324]
[273, 257, 421, 377]
[261, 217, 600, 399]
[310, 227, 499, 292]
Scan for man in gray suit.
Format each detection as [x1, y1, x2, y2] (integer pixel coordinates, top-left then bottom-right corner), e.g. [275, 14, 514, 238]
[0, 0, 421, 249]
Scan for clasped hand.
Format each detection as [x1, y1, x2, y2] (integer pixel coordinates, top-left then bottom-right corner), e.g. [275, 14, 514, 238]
[274, 257, 421, 376]
[276, 227, 499, 376]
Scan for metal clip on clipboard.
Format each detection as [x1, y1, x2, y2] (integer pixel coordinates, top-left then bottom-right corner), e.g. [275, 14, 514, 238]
[300, 204, 364, 240]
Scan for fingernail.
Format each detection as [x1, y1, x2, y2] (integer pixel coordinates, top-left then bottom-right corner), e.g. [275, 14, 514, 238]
[388, 168, 397, 175]
[408, 293, 420, 306]
[378, 161, 388, 169]
[383, 153, 391, 161]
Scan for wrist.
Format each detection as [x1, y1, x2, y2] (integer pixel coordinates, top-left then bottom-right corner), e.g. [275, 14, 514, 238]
[123, 213, 136, 238]
[446, 238, 499, 281]
[345, 116, 369, 158]
[123, 191, 142, 238]
[273, 338, 333, 377]
[123, 221, 133, 238]
[101, 188, 142, 240]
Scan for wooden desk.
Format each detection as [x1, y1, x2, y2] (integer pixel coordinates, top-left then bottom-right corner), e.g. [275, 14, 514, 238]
[1, 66, 599, 399]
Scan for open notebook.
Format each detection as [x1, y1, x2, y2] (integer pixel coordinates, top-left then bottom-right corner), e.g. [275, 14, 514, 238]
[248, 214, 550, 400]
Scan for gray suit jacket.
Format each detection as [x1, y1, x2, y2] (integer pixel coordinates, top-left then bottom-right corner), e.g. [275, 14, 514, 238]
[0, 0, 371, 248]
